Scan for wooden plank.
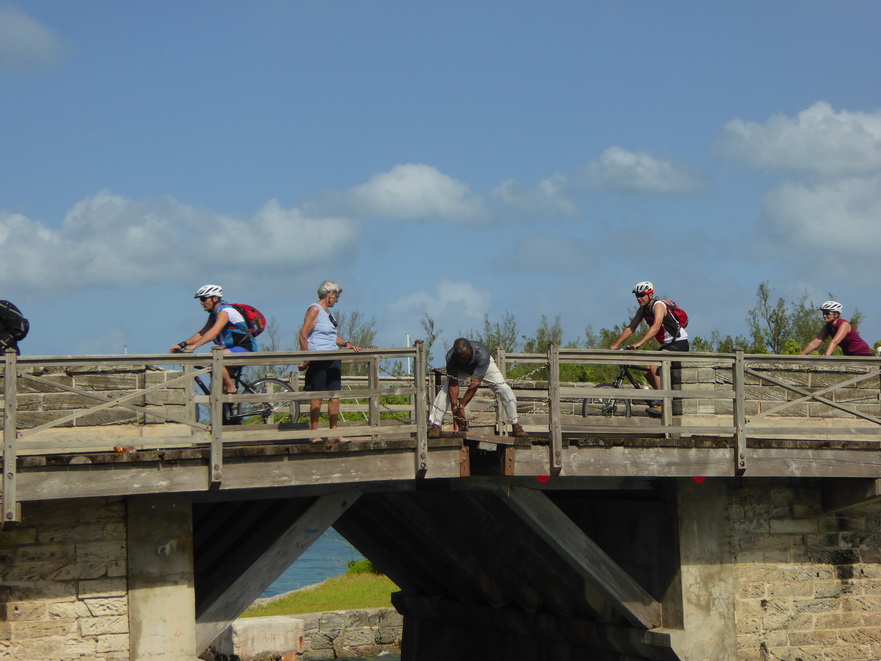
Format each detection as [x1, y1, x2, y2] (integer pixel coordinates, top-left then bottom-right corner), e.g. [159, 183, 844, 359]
[2, 349, 19, 524]
[734, 349, 747, 473]
[195, 489, 361, 653]
[209, 348, 223, 484]
[563, 386, 734, 400]
[14, 446, 464, 501]
[512, 444, 881, 479]
[413, 340, 428, 475]
[497, 485, 662, 629]
[548, 343, 563, 473]
[514, 445, 735, 478]
[463, 431, 515, 446]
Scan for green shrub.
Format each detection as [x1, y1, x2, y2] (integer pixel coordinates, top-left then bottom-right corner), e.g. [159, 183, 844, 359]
[346, 558, 380, 575]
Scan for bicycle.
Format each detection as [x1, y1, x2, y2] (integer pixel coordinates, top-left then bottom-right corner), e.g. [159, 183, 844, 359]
[582, 352, 654, 418]
[190, 367, 300, 425]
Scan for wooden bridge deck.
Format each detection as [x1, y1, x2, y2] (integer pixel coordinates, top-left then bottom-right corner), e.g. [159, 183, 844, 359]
[4, 345, 881, 519]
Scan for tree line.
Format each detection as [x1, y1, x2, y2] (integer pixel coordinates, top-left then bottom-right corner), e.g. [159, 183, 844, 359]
[257, 282, 873, 382]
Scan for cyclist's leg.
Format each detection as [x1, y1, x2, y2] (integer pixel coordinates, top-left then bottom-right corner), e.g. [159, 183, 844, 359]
[643, 366, 661, 390]
[647, 340, 689, 414]
[222, 347, 248, 393]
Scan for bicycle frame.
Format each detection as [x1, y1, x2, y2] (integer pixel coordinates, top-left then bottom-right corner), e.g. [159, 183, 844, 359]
[191, 370, 245, 424]
[583, 364, 655, 418]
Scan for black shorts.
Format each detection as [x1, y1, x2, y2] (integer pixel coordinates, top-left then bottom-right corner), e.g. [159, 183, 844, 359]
[654, 339, 689, 377]
[660, 339, 689, 352]
[305, 359, 342, 392]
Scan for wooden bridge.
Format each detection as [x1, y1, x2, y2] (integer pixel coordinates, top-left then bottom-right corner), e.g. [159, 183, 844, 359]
[3, 346, 881, 660]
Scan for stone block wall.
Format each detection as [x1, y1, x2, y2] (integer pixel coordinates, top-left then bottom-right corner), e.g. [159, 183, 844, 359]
[677, 362, 880, 419]
[1, 364, 190, 429]
[730, 479, 881, 661]
[0, 497, 129, 660]
[298, 608, 402, 659]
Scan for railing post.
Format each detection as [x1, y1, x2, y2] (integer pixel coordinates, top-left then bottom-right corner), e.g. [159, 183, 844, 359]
[661, 356, 672, 427]
[209, 346, 224, 485]
[734, 348, 747, 474]
[2, 349, 20, 525]
[414, 341, 428, 475]
[182, 361, 197, 423]
[368, 355, 380, 430]
[496, 347, 507, 434]
[547, 342, 563, 474]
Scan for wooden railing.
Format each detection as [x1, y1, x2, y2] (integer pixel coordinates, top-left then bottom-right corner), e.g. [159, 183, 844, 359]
[501, 347, 881, 474]
[1, 345, 428, 523]
[3, 344, 880, 521]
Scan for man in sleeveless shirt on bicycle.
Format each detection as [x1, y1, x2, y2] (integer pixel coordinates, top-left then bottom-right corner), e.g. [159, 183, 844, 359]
[170, 284, 257, 395]
[609, 281, 689, 418]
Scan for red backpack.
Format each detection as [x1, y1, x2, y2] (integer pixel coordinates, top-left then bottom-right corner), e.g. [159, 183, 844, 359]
[230, 303, 267, 337]
[660, 299, 689, 328]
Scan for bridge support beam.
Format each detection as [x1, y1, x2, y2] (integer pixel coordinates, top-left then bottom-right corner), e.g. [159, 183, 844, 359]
[127, 493, 196, 661]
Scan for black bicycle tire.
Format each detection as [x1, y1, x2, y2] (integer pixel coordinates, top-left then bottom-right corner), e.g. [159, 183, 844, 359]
[235, 378, 300, 425]
[582, 384, 632, 418]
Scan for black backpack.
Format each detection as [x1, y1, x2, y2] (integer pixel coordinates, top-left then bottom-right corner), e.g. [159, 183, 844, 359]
[0, 300, 29, 345]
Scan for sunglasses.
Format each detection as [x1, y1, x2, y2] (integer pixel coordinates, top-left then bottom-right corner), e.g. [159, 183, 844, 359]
[821, 311, 835, 316]
[198, 296, 211, 302]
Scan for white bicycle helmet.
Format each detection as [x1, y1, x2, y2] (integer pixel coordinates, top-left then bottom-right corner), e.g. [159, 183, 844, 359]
[194, 284, 223, 299]
[632, 281, 654, 295]
[819, 300, 842, 313]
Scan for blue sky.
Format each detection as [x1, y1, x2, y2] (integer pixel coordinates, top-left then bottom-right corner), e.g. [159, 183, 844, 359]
[2, 2, 881, 361]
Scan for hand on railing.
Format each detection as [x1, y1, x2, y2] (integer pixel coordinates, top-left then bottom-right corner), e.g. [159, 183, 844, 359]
[452, 405, 468, 431]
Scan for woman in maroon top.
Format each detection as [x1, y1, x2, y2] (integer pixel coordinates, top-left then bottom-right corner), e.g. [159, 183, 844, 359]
[800, 301, 873, 356]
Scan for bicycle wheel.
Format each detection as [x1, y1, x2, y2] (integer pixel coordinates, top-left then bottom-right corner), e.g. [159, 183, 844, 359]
[582, 384, 632, 418]
[235, 378, 300, 425]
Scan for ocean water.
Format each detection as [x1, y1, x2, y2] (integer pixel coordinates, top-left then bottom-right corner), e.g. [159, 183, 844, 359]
[260, 527, 364, 598]
[260, 529, 402, 661]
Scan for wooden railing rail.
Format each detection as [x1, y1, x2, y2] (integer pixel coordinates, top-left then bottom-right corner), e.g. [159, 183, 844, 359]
[3, 344, 879, 520]
[1, 346, 427, 518]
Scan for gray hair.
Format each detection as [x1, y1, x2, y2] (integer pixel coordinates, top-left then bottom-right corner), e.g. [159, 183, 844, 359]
[317, 281, 342, 299]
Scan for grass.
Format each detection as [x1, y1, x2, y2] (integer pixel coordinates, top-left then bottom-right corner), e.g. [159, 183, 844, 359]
[242, 562, 397, 618]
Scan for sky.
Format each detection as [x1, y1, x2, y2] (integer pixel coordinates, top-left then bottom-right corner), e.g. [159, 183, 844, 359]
[2, 1, 881, 362]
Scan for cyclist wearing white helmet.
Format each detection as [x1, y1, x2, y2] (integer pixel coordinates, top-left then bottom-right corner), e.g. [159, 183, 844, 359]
[169, 284, 257, 394]
[610, 280, 690, 418]
[800, 301, 872, 357]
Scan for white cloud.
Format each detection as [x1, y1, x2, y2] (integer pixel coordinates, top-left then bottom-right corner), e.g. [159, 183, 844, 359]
[575, 146, 704, 194]
[718, 101, 881, 177]
[335, 164, 490, 222]
[389, 280, 490, 321]
[762, 174, 881, 256]
[0, 6, 69, 72]
[0, 191, 359, 293]
[490, 175, 578, 218]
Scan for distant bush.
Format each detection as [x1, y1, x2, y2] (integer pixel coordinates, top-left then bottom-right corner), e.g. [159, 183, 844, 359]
[346, 558, 380, 575]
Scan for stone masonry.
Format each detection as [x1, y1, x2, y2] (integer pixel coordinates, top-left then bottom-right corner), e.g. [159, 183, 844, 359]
[0, 497, 129, 661]
[1, 364, 189, 429]
[297, 608, 402, 660]
[730, 479, 881, 661]
[677, 361, 880, 419]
